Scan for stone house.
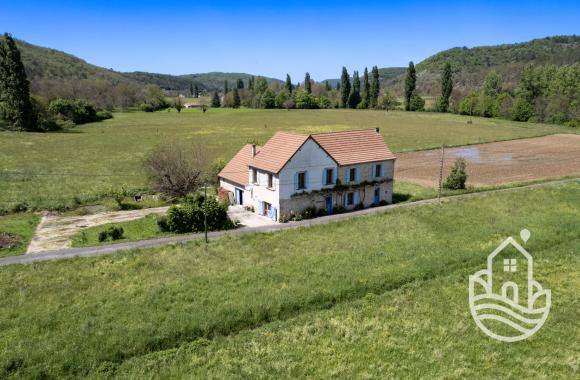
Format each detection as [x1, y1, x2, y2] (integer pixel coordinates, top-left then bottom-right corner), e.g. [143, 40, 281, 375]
[218, 128, 396, 221]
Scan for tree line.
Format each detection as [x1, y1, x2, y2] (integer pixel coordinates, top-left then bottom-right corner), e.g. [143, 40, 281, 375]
[206, 66, 402, 111]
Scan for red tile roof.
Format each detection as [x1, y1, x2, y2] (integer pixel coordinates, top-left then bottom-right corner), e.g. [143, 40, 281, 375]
[248, 132, 310, 173]
[312, 129, 396, 165]
[219, 129, 395, 181]
[218, 144, 260, 186]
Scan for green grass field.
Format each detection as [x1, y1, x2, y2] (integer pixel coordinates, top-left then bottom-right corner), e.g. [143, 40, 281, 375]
[0, 182, 578, 378]
[0, 109, 576, 212]
[0, 213, 39, 257]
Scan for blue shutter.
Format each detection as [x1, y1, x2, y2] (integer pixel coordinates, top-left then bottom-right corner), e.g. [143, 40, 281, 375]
[371, 164, 376, 178]
[271, 207, 277, 221]
[355, 168, 360, 182]
[354, 191, 359, 206]
[332, 168, 337, 184]
[380, 164, 385, 177]
[294, 173, 299, 191]
[305, 171, 309, 189]
[257, 200, 264, 215]
[322, 169, 326, 186]
[344, 168, 349, 183]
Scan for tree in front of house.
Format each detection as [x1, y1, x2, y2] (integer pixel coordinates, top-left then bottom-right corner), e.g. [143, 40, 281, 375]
[437, 62, 453, 112]
[0, 33, 38, 131]
[340, 67, 351, 108]
[304, 72, 312, 94]
[211, 91, 221, 107]
[348, 70, 361, 108]
[444, 157, 468, 190]
[370, 66, 380, 108]
[404, 61, 416, 111]
[232, 88, 241, 108]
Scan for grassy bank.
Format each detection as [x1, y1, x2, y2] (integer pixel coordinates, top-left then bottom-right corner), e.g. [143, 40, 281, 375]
[0, 182, 578, 378]
[0, 109, 575, 212]
[0, 213, 40, 257]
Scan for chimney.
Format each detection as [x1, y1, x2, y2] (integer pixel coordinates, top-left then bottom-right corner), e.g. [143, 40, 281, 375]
[375, 127, 380, 133]
[251, 144, 257, 157]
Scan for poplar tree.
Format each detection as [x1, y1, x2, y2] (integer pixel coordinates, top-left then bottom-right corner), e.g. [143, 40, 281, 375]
[248, 76, 255, 91]
[0, 33, 37, 131]
[285, 74, 293, 93]
[324, 80, 331, 91]
[370, 66, 380, 108]
[362, 67, 370, 109]
[193, 84, 199, 98]
[404, 61, 417, 111]
[232, 88, 241, 108]
[236, 78, 244, 89]
[347, 70, 361, 108]
[304, 72, 312, 94]
[223, 80, 229, 94]
[340, 67, 351, 108]
[438, 62, 453, 112]
[211, 91, 221, 107]
[189, 83, 194, 96]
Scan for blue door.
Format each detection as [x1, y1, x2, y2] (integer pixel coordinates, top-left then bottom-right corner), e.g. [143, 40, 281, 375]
[325, 195, 333, 215]
[374, 188, 380, 206]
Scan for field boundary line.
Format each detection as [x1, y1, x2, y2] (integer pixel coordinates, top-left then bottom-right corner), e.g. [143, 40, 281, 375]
[1, 178, 578, 267]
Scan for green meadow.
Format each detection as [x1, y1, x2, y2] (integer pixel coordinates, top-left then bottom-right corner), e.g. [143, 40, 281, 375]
[0, 109, 575, 212]
[0, 182, 578, 378]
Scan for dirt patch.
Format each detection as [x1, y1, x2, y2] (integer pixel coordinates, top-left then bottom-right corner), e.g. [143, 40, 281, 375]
[0, 233, 22, 250]
[396, 134, 580, 187]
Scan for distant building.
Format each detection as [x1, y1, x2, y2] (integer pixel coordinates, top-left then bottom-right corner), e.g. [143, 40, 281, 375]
[218, 128, 396, 221]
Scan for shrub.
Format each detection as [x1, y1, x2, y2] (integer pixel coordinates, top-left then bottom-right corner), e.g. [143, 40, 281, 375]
[157, 215, 169, 232]
[355, 202, 364, 210]
[48, 98, 101, 125]
[409, 95, 425, 111]
[333, 205, 346, 214]
[108, 226, 124, 240]
[96, 110, 113, 120]
[301, 207, 317, 220]
[98, 231, 108, 242]
[443, 158, 468, 190]
[166, 194, 233, 233]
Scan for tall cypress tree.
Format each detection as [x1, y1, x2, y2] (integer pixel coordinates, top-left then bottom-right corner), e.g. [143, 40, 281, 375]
[0, 33, 37, 131]
[193, 84, 199, 98]
[304, 72, 312, 94]
[404, 61, 416, 111]
[347, 70, 361, 108]
[236, 78, 244, 89]
[370, 66, 380, 108]
[340, 67, 351, 108]
[189, 83, 194, 96]
[248, 76, 255, 91]
[324, 80, 331, 91]
[211, 91, 221, 107]
[285, 74, 293, 93]
[223, 80, 229, 94]
[232, 88, 241, 108]
[362, 67, 370, 109]
[438, 62, 453, 112]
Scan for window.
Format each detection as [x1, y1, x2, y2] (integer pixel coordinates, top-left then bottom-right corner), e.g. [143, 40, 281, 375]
[375, 164, 382, 177]
[325, 168, 334, 185]
[297, 172, 306, 190]
[347, 192, 354, 206]
[349, 168, 356, 182]
[252, 169, 258, 184]
[267, 173, 273, 189]
[503, 258, 517, 272]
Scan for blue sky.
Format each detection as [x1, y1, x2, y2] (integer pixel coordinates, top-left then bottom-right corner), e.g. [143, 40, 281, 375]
[1, 1, 579, 80]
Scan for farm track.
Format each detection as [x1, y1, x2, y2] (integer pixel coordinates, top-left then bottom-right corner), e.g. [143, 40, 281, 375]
[1, 178, 578, 267]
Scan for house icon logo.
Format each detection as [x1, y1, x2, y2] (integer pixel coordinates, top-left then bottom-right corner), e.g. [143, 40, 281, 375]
[469, 229, 551, 342]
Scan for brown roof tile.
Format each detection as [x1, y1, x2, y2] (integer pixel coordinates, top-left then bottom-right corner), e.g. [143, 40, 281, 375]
[249, 132, 309, 173]
[218, 144, 260, 186]
[312, 128, 396, 165]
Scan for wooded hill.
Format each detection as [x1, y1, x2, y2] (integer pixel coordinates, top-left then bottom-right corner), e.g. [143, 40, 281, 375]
[385, 35, 580, 97]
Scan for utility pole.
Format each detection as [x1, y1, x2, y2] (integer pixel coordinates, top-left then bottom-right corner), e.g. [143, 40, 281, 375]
[204, 183, 208, 243]
[438, 144, 445, 204]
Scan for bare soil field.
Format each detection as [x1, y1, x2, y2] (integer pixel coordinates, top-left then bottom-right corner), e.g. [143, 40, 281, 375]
[396, 134, 580, 187]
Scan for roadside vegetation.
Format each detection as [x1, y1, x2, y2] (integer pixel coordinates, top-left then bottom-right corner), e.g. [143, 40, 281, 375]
[0, 213, 39, 257]
[0, 183, 578, 378]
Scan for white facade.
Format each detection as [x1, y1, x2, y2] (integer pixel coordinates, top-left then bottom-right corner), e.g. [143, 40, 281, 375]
[243, 138, 394, 222]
